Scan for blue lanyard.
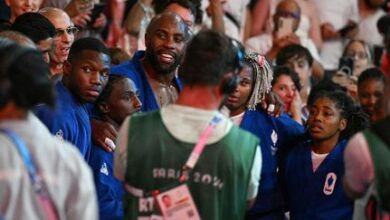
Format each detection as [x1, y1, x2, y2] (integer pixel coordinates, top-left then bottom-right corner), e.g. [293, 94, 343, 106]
[0, 128, 59, 220]
[0, 129, 42, 193]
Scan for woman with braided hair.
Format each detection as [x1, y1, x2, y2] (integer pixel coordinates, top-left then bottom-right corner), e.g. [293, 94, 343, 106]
[281, 89, 369, 219]
[225, 52, 305, 220]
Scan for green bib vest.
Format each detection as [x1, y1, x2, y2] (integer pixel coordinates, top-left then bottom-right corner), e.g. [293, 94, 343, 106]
[363, 116, 390, 212]
[123, 111, 259, 220]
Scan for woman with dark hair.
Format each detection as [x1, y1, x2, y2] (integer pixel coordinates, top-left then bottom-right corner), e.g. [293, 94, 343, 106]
[0, 43, 97, 219]
[358, 67, 389, 123]
[225, 53, 304, 219]
[271, 66, 304, 124]
[342, 39, 373, 77]
[282, 89, 369, 219]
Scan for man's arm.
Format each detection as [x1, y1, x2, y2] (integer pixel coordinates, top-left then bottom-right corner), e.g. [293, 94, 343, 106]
[343, 133, 375, 199]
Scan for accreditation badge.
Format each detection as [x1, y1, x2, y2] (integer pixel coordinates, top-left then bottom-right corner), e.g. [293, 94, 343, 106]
[155, 184, 200, 220]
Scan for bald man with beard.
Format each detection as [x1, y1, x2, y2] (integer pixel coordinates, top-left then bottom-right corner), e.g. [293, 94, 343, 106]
[39, 7, 78, 76]
[111, 12, 190, 112]
[91, 12, 189, 152]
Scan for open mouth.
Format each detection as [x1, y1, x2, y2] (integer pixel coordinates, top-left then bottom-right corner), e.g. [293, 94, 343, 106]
[22, 8, 33, 13]
[158, 51, 175, 64]
[59, 47, 70, 56]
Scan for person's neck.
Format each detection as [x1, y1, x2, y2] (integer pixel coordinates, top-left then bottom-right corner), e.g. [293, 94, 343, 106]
[229, 107, 246, 117]
[300, 84, 311, 105]
[62, 78, 85, 104]
[50, 61, 63, 76]
[311, 135, 340, 154]
[0, 102, 28, 120]
[176, 86, 223, 110]
[100, 115, 120, 130]
[359, 0, 376, 17]
[141, 58, 175, 85]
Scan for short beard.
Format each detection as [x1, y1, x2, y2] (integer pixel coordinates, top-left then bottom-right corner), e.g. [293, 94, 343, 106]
[146, 50, 181, 76]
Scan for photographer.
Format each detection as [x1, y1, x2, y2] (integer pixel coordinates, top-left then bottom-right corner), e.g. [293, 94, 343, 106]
[332, 40, 373, 100]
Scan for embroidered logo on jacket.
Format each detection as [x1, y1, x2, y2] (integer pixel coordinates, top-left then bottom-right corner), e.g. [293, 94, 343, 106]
[55, 129, 64, 140]
[323, 172, 337, 195]
[100, 162, 109, 176]
[271, 130, 278, 155]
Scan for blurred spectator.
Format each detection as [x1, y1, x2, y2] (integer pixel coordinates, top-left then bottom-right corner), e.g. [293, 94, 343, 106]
[313, 0, 359, 71]
[0, 30, 36, 48]
[271, 66, 303, 124]
[358, 67, 388, 123]
[12, 12, 56, 64]
[356, 0, 386, 47]
[39, 7, 77, 76]
[245, 0, 320, 65]
[4, 0, 43, 23]
[250, 0, 322, 49]
[108, 47, 131, 65]
[332, 40, 373, 100]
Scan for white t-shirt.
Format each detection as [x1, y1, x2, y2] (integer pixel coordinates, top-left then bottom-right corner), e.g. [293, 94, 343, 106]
[311, 150, 329, 172]
[357, 9, 386, 47]
[230, 111, 245, 126]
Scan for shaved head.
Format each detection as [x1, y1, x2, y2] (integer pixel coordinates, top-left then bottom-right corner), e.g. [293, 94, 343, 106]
[274, 0, 301, 32]
[144, 12, 189, 76]
[146, 12, 189, 42]
[39, 7, 75, 70]
[39, 7, 72, 25]
[276, 0, 300, 12]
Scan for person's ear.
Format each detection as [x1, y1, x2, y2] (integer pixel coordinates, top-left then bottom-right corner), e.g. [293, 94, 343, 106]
[63, 60, 72, 76]
[339, 118, 347, 131]
[98, 102, 110, 114]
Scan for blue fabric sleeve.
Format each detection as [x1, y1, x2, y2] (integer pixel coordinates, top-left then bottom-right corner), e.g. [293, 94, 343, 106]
[88, 145, 124, 220]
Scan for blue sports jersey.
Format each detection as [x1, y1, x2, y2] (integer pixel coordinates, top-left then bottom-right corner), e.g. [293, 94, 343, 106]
[283, 139, 353, 220]
[88, 143, 124, 220]
[111, 51, 182, 112]
[242, 109, 304, 219]
[34, 82, 92, 160]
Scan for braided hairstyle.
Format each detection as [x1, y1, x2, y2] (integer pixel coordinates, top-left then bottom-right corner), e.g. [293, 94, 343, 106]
[244, 53, 273, 110]
[308, 90, 370, 140]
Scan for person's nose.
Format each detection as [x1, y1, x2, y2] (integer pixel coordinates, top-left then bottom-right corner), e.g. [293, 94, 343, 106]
[91, 72, 103, 85]
[286, 88, 294, 97]
[24, 0, 33, 7]
[133, 96, 142, 110]
[368, 95, 377, 106]
[164, 36, 176, 49]
[62, 31, 73, 43]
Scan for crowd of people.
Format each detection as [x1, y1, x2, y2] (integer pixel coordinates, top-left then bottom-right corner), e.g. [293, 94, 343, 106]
[1, 0, 390, 219]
